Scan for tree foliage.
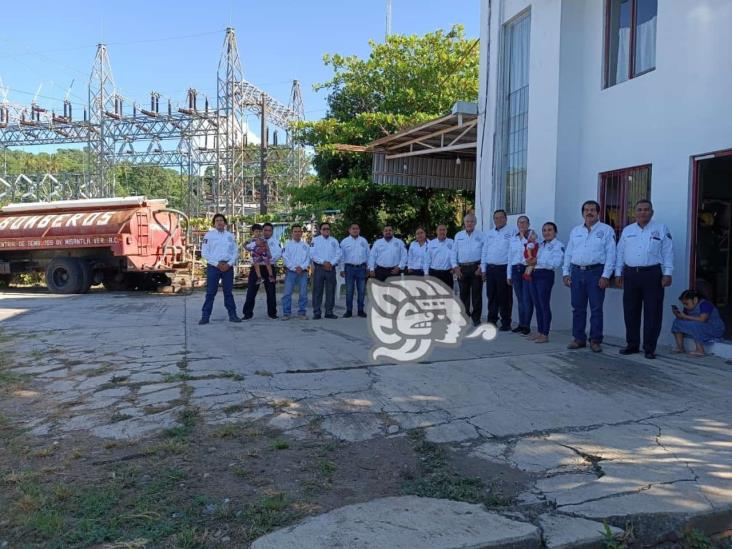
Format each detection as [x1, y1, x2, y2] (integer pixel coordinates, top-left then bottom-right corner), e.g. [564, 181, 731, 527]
[291, 25, 477, 241]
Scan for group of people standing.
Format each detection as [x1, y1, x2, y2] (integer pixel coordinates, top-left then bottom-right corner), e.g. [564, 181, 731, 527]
[199, 199, 725, 358]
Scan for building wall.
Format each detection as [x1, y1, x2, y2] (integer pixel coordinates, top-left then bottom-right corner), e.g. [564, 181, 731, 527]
[478, 0, 732, 340]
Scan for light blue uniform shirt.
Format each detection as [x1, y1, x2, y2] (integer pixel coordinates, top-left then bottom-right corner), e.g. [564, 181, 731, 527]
[368, 237, 407, 270]
[536, 239, 565, 270]
[282, 239, 311, 271]
[201, 228, 238, 266]
[424, 237, 454, 271]
[615, 220, 673, 277]
[451, 229, 485, 268]
[407, 240, 429, 271]
[562, 221, 616, 278]
[245, 235, 282, 262]
[310, 235, 341, 266]
[339, 235, 370, 267]
[481, 225, 516, 271]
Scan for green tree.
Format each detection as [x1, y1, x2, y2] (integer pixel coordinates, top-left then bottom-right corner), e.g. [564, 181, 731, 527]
[290, 25, 477, 240]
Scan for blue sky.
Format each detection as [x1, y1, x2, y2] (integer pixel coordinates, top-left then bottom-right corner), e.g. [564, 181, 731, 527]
[0, 0, 478, 144]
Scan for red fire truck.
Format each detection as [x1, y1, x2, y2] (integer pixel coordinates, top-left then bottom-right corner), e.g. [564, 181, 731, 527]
[0, 196, 188, 293]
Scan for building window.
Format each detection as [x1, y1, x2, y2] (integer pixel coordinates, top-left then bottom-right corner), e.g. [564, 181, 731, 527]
[604, 0, 657, 88]
[496, 11, 530, 214]
[599, 164, 652, 238]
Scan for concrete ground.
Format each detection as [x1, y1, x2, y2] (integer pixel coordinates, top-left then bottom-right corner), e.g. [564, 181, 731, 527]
[1, 287, 731, 546]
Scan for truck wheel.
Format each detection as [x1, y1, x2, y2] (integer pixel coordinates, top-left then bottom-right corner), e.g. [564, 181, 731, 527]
[45, 257, 83, 294]
[77, 260, 93, 294]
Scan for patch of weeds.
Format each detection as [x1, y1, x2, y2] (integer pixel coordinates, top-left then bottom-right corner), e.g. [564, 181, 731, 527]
[32, 445, 58, 458]
[272, 399, 292, 411]
[110, 374, 129, 384]
[300, 479, 329, 497]
[176, 358, 188, 369]
[143, 404, 171, 415]
[212, 424, 241, 439]
[602, 522, 631, 549]
[241, 493, 299, 542]
[162, 372, 195, 383]
[109, 412, 134, 423]
[223, 404, 245, 415]
[317, 460, 337, 478]
[402, 430, 510, 507]
[162, 408, 199, 440]
[254, 369, 273, 377]
[171, 526, 208, 548]
[0, 369, 26, 390]
[220, 370, 245, 381]
[271, 439, 290, 450]
[144, 439, 187, 456]
[232, 465, 251, 479]
[76, 364, 113, 376]
[682, 529, 712, 549]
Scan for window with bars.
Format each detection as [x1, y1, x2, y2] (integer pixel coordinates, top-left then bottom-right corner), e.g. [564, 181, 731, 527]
[497, 11, 530, 215]
[599, 165, 652, 239]
[604, 0, 657, 88]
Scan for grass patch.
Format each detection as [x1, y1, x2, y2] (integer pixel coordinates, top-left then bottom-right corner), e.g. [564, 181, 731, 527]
[402, 430, 510, 507]
[271, 439, 289, 450]
[221, 371, 244, 381]
[254, 370, 273, 377]
[162, 372, 195, 383]
[241, 493, 299, 542]
[212, 424, 241, 439]
[317, 460, 337, 478]
[109, 413, 134, 423]
[0, 369, 26, 390]
[223, 404, 245, 415]
[77, 364, 113, 376]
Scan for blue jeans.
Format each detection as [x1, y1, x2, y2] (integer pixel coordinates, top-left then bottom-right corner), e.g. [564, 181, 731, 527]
[570, 265, 606, 343]
[282, 270, 308, 315]
[511, 264, 534, 329]
[344, 264, 367, 314]
[201, 264, 236, 319]
[529, 269, 555, 335]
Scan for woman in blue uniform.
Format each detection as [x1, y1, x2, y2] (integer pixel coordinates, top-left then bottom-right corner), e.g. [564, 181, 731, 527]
[671, 289, 725, 357]
[528, 222, 564, 343]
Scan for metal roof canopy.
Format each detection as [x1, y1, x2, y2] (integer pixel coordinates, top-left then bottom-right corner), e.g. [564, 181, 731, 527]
[368, 102, 477, 191]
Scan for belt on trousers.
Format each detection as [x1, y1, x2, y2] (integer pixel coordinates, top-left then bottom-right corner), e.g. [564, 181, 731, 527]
[624, 264, 661, 272]
[459, 261, 480, 266]
[377, 265, 398, 270]
[571, 263, 603, 271]
[346, 263, 367, 267]
[486, 264, 507, 269]
[430, 268, 451, 272]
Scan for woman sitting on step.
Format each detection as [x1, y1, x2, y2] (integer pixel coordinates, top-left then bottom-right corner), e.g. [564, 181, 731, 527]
[671, 289, 725, 357]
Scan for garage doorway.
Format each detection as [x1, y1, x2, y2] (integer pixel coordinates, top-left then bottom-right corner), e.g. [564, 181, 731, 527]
[692, 148, 732, 338]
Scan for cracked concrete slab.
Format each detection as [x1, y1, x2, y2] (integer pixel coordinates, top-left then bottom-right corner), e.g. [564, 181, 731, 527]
[538, 513, 622, 548]
[251, 496, 540, 549]
[2, 289, 732, 541]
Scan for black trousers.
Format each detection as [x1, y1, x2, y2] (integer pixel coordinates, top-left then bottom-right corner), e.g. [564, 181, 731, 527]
[429, 269, 454, 291]
[375, 266, 399, 282]
[243, 265, 278, 318]
[623, 265, 664, 353]
[485, 264, 512, 327]
[458, 263, 483, 324]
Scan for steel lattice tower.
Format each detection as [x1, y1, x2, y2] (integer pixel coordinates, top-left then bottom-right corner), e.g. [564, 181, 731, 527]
[88, 44, 117, 197]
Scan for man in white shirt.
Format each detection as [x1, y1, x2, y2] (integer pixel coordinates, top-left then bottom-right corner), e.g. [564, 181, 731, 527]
[481, 209, 516, 331]
[451, 214, 485, 327]
[614, 199, 674, 359]
[281, 224, 311, 320]
[311, 222, 342, 319]
[339, 223, 370, 318]
[368, 225, 407, 282]
[425, 224, 454, 289]
[199, 213, 240, 324]
[562, 200, 617, 352]
[243, 222, 282, 320]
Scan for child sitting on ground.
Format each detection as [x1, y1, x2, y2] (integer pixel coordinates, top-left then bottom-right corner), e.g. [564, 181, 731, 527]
[522, 230, 539, 281]
[249, 224, 275, 284]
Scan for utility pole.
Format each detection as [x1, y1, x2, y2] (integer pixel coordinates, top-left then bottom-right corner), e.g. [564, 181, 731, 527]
[385, 0, 392, 40]
[260, 93, 268, 215]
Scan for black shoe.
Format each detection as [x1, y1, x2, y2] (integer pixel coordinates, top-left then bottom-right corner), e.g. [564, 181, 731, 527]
[511, 326, 523, 333]
[520, 326, 531, 335]
[343, 311, 353, 318]
[324, 313, 338, 319]
[313, 314, 322, 320]
[498, 325, 512, 332]
[229, 316, 242, 323]
[644, 352, 656, 359]
[269, 314, 279, 320]
[242, 313, 253, 320]
[358, 311, 367, 318]
[473, 320, 481, 327]
[198, 318, 209, 325]
[619, 347, 640, 355]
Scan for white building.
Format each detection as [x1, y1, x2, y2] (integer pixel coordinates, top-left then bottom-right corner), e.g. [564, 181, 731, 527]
[475, 0, 732, 342]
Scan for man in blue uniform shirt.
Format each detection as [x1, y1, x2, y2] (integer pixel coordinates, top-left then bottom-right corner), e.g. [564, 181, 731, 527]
[242, 222, 281, 320]
[340, 223, 370, 318]
[615, 199, 674, 359]
[199, 213, 240, 324]
[368, 225, 407, 282]
[562, 200, 616, 352]
[451, 214, 485, 327]
[311, 222, 342, 319]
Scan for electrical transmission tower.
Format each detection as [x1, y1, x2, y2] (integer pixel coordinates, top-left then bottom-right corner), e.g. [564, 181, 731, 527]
[0, 28, 306, 216]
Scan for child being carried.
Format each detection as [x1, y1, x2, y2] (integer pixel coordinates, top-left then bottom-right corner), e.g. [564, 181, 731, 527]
[522, 230, 539, 281]
[249, 223, 275, 284]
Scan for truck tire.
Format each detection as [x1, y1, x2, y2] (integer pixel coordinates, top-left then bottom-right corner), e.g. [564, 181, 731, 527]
[46, 257, 83, 294]
[102, 272, 131, 292]
[78, 260, 93, 294]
